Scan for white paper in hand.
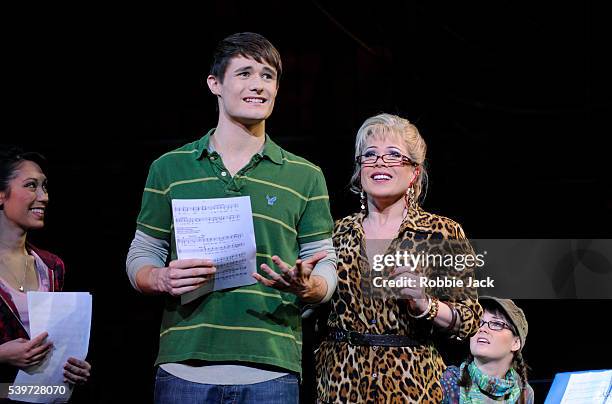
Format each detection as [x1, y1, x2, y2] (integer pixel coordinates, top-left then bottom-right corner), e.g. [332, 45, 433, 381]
[10, 292, 92, 403]
[172, 196, 257, 304]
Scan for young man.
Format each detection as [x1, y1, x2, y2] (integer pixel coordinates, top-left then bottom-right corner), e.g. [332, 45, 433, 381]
[126, 32, 336, 403]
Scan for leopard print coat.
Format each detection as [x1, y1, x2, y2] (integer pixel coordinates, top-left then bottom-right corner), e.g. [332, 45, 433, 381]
[315, 208, 482, 403]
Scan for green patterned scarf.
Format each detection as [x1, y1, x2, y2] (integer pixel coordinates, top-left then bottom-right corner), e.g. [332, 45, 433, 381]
[459, 361, 522, 403]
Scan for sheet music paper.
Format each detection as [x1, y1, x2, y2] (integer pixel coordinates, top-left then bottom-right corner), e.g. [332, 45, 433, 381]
[560, 370, 612, 403]
[172, 196, 257, 304]
[9, 292, 92, 403]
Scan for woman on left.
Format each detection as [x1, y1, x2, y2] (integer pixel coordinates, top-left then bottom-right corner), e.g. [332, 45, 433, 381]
[0, 147, 91, 390]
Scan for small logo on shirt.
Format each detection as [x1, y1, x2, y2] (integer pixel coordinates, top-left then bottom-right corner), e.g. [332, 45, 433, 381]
[266, 195, 277, 206]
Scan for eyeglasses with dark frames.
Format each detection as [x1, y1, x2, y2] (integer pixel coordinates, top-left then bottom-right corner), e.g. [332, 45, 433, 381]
[355, 152, 416, 166]
[479, 319, 516, 333]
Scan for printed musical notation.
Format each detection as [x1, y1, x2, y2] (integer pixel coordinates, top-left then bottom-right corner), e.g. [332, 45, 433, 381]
[173, 202, 241, 213]
[176, 234, 245, 255]
[172, 197, 257, 305]
[174, 214, 242, 226]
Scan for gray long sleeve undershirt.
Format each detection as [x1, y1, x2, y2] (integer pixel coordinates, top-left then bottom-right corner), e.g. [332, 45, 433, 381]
[126, 230, 337, 302]
[127, 138, 337, 384]
[125, 230, 337, 385]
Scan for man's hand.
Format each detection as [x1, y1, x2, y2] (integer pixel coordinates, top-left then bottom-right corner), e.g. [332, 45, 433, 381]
[0, 332, 53, 369]
[253, 251, 328, 303]
[149, 258, 216, 296]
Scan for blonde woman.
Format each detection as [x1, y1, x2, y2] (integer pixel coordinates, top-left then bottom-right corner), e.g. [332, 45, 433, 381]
[315, 113, 482, 403]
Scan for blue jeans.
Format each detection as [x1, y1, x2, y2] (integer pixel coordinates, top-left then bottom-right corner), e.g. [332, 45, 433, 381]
[154, 367, 299, 404]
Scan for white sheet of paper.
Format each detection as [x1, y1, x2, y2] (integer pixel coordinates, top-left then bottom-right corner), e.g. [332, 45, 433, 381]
[10, 292, 92, 403]
[172, 196, 257, 304]
[560, 370, 612, 403]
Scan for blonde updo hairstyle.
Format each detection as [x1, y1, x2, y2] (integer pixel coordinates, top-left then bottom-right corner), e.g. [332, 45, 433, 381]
[350, 113, 428, 204]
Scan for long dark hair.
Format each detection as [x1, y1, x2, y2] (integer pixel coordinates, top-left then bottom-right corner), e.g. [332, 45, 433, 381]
[0, 146, 48, 208]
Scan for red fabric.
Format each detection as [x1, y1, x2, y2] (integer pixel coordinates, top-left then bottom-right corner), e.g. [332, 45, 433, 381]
[0, 244, 65, 381]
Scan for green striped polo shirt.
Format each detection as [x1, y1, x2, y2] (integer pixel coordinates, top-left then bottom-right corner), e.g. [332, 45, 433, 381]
[136, 129, 333, 374]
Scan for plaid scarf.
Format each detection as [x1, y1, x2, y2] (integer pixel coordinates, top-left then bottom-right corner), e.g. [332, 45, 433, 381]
[459, 361, 521, 403]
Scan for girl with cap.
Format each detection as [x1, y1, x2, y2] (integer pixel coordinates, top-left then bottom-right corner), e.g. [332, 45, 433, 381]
[440, 296, 534, 403]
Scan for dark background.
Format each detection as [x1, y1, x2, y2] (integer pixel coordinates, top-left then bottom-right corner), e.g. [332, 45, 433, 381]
[5, 1, 610, 402]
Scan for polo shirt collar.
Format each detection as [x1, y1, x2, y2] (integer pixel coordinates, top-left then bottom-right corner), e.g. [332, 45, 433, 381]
[195, 128, 283, 165]
[261, 135, 283, 165]
[195, 128, 215, 159]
